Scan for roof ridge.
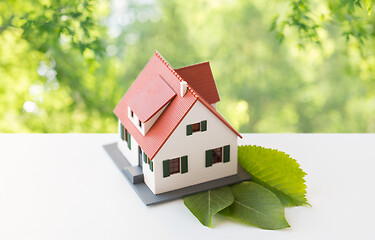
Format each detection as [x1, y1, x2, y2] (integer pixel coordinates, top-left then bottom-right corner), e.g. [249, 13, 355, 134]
[174, 61, 210, 71]
[154, 50, 199, 98]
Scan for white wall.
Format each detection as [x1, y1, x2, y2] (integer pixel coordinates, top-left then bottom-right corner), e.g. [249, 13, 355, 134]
[117, 120, 156, 190]
[142, 157, 155, 193]
[117, 120, 139, 166]
[150, 100, 238, 194]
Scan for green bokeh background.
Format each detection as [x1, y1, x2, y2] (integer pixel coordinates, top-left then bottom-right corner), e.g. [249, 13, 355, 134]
[1, 0, 374, 133]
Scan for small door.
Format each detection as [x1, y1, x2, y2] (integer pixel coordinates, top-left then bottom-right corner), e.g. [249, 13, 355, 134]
[138, 146, 143, 169]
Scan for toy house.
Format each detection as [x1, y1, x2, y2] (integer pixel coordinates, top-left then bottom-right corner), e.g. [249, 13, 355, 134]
[113, 51, 243, 195]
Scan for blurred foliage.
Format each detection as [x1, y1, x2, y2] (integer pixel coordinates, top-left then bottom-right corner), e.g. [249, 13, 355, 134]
[0, 0, 374, 133]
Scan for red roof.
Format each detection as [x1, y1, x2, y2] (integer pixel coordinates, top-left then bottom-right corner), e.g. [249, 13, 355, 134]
[175, 62, 220, 104]
[114, 51, 241, 160]
[128, 75, 176, 122]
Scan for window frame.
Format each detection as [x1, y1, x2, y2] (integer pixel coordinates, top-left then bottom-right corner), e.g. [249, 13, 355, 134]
[206, 145, 230, 167]
[163, 155, 188, 177]
[187, 120, 207, 136]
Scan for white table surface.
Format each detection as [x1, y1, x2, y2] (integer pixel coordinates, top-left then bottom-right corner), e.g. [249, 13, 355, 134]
[0, 134, 374, 239]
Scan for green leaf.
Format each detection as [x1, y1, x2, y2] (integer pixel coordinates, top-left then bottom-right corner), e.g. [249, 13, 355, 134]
[184, 186, 234, 227]
[269, 15, 279, 31]
[238, 145, 308, 206]
[365, 0, 372, 14]
[220, 182, 290, 230]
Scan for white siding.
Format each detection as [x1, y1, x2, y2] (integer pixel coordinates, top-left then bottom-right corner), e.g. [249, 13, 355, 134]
[117, 120, 139, 166]
[150, 100, 238, 194]
[142, 156, 155, 192]
[117, 120, 155, 190]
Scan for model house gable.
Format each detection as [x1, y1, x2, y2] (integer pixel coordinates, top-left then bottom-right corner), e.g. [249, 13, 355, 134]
[150, 99, 239, 194]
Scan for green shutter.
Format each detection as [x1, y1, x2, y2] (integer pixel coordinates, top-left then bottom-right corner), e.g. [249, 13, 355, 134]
[163, 160, 170, 177]
[120, 124, 124, 140]
[186, 124, 193, 136]
[205, 149, 213, 167]
[149, 160, 153, 172]
[224, 145, 230, 163]
[127, 131, 131, 149]
[181, 156, 188, 173]
[143, 152, 147, 163]
[201, 120, 207, 132]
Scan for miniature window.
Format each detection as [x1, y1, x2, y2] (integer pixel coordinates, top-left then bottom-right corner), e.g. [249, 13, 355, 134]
[139, 120, 142, 128]
[205, 145, 230, 167]
[141, 150, 153, 171]
[186, 120, 207, 136]
[130, 110, 134, 118]
[163, 156, 188, 177]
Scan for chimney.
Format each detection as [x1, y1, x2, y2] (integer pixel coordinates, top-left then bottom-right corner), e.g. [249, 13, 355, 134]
[180, 81, 187, 97]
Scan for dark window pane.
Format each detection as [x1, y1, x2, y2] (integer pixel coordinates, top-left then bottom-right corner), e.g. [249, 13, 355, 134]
[124, 129, 128, 142]
[169, 158, 180, 174]
[192, 123, 200, 132]
[212, 147, 222, 164]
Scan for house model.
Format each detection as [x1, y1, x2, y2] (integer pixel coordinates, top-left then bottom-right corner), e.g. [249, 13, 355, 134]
[113, 51, 244, 196]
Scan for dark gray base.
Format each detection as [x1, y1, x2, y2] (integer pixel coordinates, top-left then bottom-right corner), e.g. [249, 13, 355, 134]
[103, 143, 251, 206]
[123, 166, 144, 184]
